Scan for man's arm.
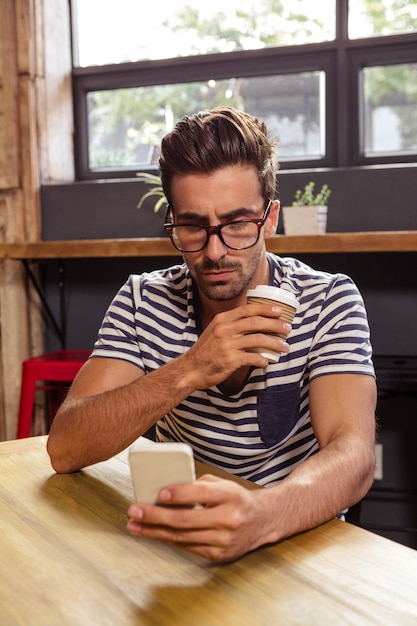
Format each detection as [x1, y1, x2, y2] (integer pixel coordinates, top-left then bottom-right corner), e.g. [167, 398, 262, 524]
[47, 302, 290, 473]
[47, 355, 196, 473]
[262, 372, 377, 536]
[127, 373, 377, 562]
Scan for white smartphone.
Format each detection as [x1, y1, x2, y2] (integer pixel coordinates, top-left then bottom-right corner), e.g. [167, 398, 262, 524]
[128, 439, 196, 504]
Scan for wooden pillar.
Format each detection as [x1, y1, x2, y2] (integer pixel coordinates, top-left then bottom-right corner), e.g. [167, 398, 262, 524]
[0, 0, 74, 440]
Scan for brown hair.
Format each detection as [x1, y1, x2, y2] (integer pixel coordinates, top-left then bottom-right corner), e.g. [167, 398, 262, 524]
[159, 106, 278, 206]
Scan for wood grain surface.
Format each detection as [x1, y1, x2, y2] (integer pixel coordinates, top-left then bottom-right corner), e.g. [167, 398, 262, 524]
[0, 231, 416, 259]
[0, 436, 416, 625]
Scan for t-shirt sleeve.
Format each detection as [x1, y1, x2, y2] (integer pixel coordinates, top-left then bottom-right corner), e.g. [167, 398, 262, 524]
[307, 274, 375, 379]
[91, 274, 145, 370]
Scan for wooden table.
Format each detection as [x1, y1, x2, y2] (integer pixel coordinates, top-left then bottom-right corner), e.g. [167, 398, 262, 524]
[1, 437, 416, 625]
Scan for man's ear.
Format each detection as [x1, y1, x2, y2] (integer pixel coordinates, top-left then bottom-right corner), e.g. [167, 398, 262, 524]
[265, 200, 280, 238]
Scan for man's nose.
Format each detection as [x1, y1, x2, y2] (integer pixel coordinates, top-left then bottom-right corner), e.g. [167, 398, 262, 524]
[204, 231, 228, 260]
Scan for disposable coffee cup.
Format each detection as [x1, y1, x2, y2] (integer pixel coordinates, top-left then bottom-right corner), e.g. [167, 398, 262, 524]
[246, 285, 300, 363]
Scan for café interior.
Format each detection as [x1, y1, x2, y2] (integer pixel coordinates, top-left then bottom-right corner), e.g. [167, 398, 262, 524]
[0, 1, 416, 622]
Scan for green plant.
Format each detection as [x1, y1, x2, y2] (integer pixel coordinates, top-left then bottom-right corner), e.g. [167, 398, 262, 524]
[136, 172, 167, 212]
[292, 182, 331, 207]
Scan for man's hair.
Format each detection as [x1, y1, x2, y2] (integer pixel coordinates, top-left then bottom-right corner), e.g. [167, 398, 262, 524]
[159, 106, 278, 206]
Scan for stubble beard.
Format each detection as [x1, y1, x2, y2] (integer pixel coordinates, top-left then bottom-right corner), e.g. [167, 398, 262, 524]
[185, 244, 264, 302]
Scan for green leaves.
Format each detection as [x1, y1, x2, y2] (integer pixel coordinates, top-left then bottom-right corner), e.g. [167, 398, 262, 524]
[292, 182, 331, 207]
[136, 173, 167, 212]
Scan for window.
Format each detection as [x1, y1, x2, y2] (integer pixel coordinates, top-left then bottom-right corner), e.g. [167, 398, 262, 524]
[363, 63, 417, 157]
[86, 72, 326, 172]
[349, 0, 417, 38]
[70, 0, 417, 178]
[71, 0, 336, 66]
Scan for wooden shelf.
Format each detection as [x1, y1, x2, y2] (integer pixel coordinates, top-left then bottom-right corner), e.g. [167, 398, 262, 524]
[267, 231, 417, 254]
[0, 231, 416, 259]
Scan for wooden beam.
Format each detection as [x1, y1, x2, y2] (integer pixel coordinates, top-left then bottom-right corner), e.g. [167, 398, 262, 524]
[0, 0, 20, 190]
[18, 74, 41, 240]
[0, 0, 72, 441]
[36, 0, 74, 181]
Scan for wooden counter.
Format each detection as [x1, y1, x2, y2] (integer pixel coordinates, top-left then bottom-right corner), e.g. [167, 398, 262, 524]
[0, 231, 416, 259]
[1, 436, 417, 625]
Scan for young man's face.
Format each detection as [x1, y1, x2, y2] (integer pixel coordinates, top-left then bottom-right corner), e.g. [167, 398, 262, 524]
[170, 164, 278, 304]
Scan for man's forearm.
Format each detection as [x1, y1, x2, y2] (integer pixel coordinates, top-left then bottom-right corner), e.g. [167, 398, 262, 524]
[47, 355, 198, 473]
[257, 436, 375, 546]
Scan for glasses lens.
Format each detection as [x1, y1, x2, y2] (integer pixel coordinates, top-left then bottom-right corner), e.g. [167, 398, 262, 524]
[220, 221, 260, 250]
[171, 225, 207, 251]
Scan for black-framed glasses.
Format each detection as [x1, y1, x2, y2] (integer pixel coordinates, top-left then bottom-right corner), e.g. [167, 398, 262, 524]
[164, 200, 272, 253]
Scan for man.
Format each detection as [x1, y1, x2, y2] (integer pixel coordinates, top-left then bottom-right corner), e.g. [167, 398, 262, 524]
[47, 106, 376, 563]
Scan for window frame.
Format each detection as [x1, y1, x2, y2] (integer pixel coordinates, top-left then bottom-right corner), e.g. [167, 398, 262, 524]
[347, 35, 417, 166]
[71, 6, 417, 179]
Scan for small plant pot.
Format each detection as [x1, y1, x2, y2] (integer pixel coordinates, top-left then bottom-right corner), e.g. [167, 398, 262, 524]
[282, 205, 328, 235]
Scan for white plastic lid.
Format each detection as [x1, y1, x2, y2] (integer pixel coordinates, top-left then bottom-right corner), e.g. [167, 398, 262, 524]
[246, 285, 300, 309]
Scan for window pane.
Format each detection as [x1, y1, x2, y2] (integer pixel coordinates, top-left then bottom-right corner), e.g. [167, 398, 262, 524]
[72, 0, 335, 67]
[362, 63, 417, 156]
[349, 0, 417, 39]
[87, 72, 325, 171]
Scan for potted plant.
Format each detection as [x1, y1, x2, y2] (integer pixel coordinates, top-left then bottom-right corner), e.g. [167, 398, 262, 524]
[136, 172, 167, 212]
[282, 182, 331, 235]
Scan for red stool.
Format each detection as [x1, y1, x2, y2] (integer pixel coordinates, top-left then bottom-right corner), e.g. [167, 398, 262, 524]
[17, 350, 90, 438]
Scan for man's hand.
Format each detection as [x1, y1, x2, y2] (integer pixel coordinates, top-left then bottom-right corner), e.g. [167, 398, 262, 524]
[127, 475, 273, 563]
[183, 303, 291, 390]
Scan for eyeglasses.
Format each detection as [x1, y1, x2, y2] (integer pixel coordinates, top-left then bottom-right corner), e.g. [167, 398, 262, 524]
[164, 200, 272, 253]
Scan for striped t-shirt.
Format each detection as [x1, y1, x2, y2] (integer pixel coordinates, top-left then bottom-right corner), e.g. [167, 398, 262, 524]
[92, 253, 375, 486]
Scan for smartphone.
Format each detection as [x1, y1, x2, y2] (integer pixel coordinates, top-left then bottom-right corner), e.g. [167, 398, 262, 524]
[128, 439, 196, 504]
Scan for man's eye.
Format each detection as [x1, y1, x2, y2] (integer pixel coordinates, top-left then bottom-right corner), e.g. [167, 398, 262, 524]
[225, 221, 251, 231]
[182, 225, 204, 234]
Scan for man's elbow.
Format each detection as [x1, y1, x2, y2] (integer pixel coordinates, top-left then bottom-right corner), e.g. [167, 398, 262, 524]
[46, 437, 80, 474]
[358, 448, 376, 500]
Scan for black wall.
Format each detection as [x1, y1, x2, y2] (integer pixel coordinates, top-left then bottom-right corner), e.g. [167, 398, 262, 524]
[41, 165, 417, 241]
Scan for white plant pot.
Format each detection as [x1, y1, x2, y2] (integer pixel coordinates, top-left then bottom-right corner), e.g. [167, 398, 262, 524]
[282, 205, 328, 235]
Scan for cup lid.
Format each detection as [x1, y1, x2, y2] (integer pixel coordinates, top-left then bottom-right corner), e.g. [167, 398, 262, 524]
[246, 285, 300, 309]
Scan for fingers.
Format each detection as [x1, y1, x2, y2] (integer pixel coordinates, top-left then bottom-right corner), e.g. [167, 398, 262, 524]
[127, 477, 243, 532]
[129, 476, 237, 516]
[215, 303, 292, 336]
[127, 509, 238, 563]
[126, 478, 261, 562]
[227, 302, 283, 321]
[238, 331, 290, 355]
[213, 307, 293, 352]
